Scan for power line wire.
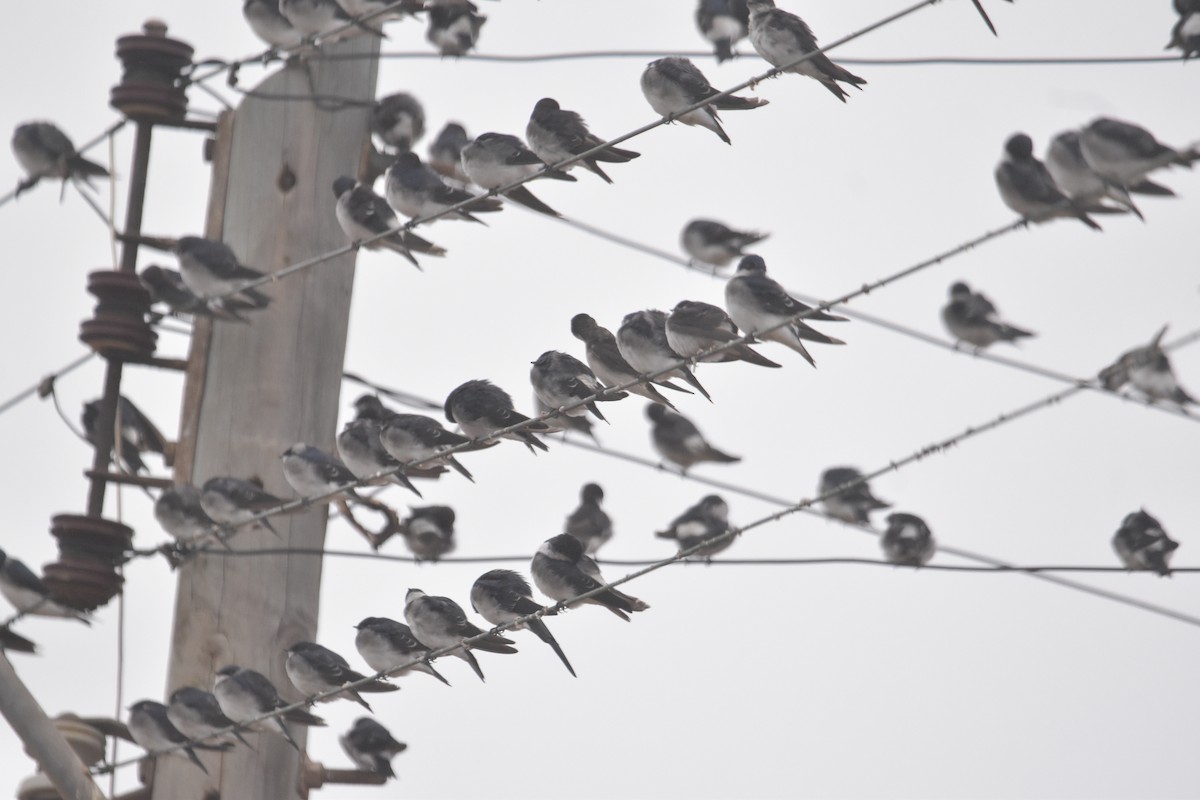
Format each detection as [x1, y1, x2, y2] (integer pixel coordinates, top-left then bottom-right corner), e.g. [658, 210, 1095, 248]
[0, 353, 96, 419]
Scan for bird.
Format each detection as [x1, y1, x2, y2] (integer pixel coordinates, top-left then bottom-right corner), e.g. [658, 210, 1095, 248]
[941, 282, 1034, 350]
[444, 379, 550, 453]
[646, 404, 740, 473]
[564, 483, 613, 555]
[640, 57, 769, 145]
[213, 665, 326, 752]
[1113, 509, 1179, 576]
[427, 122, 471, 185]
[244, 0, 305, 49]
[525, 98, 641, 184]
[199, 476, 288, 537]
[681, 219, 768, 268]
[354, 616, 451, 685]
[401, 505, 457, 561]
[745, 1, 867, 102]
[285, 641, 399, 712]
[174, 236, 273, 308]
[141, 265, 257, 323]
[967, 0, 1013, 37]
[656, 494, 734, 558]
[333, 176, 445, 269]
[166, 687, 255, 750]
[535, 395, 598, 442]
[472, 569, 576, 677]
[0, 548, 91, 625]
[81, 395, 169, 475]
[666, 300, 781, 368]
[696, 0, 750, 62]
[404, 588, 518, 682]
[724, 255, 846, 366]
[279, 0, 385, 38]
[338, 418, 425, 497]
[994, 134, 1102, 230]
[881, 513, 936, 567]
[460, 132, 577, 218]
[1167, 0, 1200, 59]
[426, 0, 486, 56]
[127, 700, 230, 774]
[380, 414, 476, 482]
[531, 534, 649, 621]
[1044, 131, 1150, 221]
[11, 121, 109, 196]
[385, 151, 503, 224]
[531, 350, 626, 424]
[280, 443, 361, 502]
[1098, 325, 1196, 406]
[1079, 117, 1198, 189]
[570, 313, 691, 410]
[371, 92, 425, 152]
[818, 467, 890, 525]
[340, 717, 407, 780]
[618, 310, 714, 401]
[154, 484, 217, 541]
[353, 393, 398, 422]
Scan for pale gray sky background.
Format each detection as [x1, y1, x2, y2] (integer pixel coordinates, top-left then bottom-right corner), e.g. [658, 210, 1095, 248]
[2, 1, 1198, 798]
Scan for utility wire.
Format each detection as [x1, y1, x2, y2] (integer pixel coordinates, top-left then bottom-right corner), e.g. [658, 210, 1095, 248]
[0, 352, 96, 419]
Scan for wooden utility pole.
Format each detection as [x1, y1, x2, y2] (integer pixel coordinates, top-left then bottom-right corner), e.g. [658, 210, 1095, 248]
[152, 37, 380, 799]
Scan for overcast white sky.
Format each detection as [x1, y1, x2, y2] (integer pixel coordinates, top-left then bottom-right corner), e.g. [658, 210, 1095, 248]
[2, 1, 1199, 798]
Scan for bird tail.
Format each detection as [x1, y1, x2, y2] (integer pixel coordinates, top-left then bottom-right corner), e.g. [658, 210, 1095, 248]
[998, 324, 1035, 342]
[392, 471, 424, 498]
[470, 634, 518, 655]
[421, 661, 452, 686]
[183, 746, 210, 774]
[732, 344, 782, 368]
[503, 186, 561, 217]
[970, 0, 999, 36]
[402, 230, 447, 256]
[357, 678, 402, 693]
[679, 366, 713, 402]
[594, 145, 640, 163]
[1128, 177, 1176, 197]
[583, 159, 614, 184]
[67, 154, 110, 181]
[284, 707, 327, 727]
[461, 648, 486, 682]
[712, 95, 769, 112]
[379, 236, 422, 270]
[704, 447, 741, 464]
[715, 38, 734, 62]
[444, 454, 475, 483]
[520, 431, 550, 453]
[528, 617, 576, 677]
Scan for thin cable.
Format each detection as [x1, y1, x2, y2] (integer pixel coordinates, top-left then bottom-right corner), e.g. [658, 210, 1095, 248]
[0, 352, 96, 419]
[107, 124, 120, 269]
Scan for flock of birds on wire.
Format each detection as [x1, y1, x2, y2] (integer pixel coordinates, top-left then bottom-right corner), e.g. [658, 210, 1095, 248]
[3, 0, 1199, 784]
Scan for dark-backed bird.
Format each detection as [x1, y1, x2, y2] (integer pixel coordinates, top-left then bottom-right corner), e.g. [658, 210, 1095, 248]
[200, 476, 287, 537]
[333, 176, 446, 269]
[666, 300, 780, 368]
[174, 236, 272, 308]
[213, 665, 326, 752]
[681, 218, 767, 268]
[646, 404, 740, 473]
[385, 151, 502, 224]
[564, 483, 612, 555]
[570, 313, 690, 410]
[428, 122, 471, 185]
[1079, 117, 1198, 189]
[285, 641, 399, 712]
[11, 121, 109, 195]
[1045, 130, 1149, 221]
[280, 443, 361, 502]
[82, 395, 169, 475]
[460, 132, 576, 218]
[640, 57, 768, 145]
[404, 588, 518, 682]
[154, 485, 216, 541]
[1113, 509, 1179, 576]
[338, 418, 425, 497]
[696, 0, 750, 62]
[354, 616, 451, 685]
[0, 548, 91, 625]
[531, 350, 625, 423]
[380, 414, 476, 482]
[127, 700, 230, 774]
[444, 379, 550, 452]
[426, 0, 485, 56]
[526, 97, 640, 184]
[401, 505, 457, 561]
[818, 467, 889, 525]
[531, 534, 649, 621]
[472, 569, 576, 677]
[994, 134, 1102, 230]
[371, 92, 425, 152]
[881, 513, 936, 567]
[167, 687, 254, 749]
[656, 494, 734, 558]
[941, 282, 1034, 349]
[340, 717, 407, 779]
[618, 310, 713, 401]
[745, 0, 866, 101]
[1098, 325, 1196, 406]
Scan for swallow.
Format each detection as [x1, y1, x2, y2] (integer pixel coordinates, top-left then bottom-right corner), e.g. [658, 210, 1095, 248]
[941, 282, 1034, 349]
[340, 717, 407, 779]
[444, 379, 550, 452]
[385, 151, 503, 224]
[400, 505, 457, 561]
[426, 0, 485, 56]
[570, 313, 691, 410]
[640, 57, 768, 145]
[354, 616, 451, 685]
[881, 513, 936, 567]
[285, 641, 399, 712]
[82, 395, 169, 475]
[745, 0, 866, 101]
[353, 393, 399, 422]
[213, 665, 326, 752]
[1113, 509, 1179, 576]
[696, 0, 750, 62]
[404, 588, 518, 682]
[244, 0, 305, 49]
[371, 92, 425, 152]
[1079, 117, 1198, 189]
[0, 548, 91, 625]
[1098, 325, 1196, 406]
[1045, 131, 1152, 221]
[995, 134, 1102, 229]
[818, 467, 890, 525]
[11, 121, 109, 196]
[428, 122, 472, 185]
[460, 132, 576, 217]
[724, 255, 846, 366]
[531, 350, 626, 424]
[535, 395, 598, 442]
[564, 483, 612, 555]
[967, 0, 1013, 37]
[656, 494, 734, 558]
[380, 414, 476, 482]
[154, 484, 217, 540]
[333, 176, 446, 269]
[646, 404, 740, 473]
[1167, 0, 1200, 59]
[174, 236, 273, 308]
[166, 687, 254, 749]
[280, 443, 361, 502]
[526, 98, 640, 184]
[338, 418, 425, 496]
[666, 300, 781, 368]
[141, 265, 257, 322]
[531, 534, 649, 621]
[127, 700, 230, 774]
[618, 310, 714, 401]
[472, 569, 575, 677]
[681, 218, 768, 268]
[279, 0, 385, 38]
[199, 476, 287, 536]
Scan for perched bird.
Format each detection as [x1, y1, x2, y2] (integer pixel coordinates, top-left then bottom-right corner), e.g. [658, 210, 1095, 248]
[404, 588, 518, 682]
[428, 122, 471, 185]
[340, 717, 407, 780]
[338, 418, 425, 497]
[353, 393, 398, 422]
[818, 467, 890, 525]
[213, 666, 326, 752]
[154, 484, 217, 541]
[472, 569, 575, 677]
[371, 93, 425, 152]
[11, 121, 109, 195]
[1167, 0, 1200, 59]
[724, 255, 846, 366]
[141, 265, 256, 322]
[166, 687, 254, 749]
[681, 219, 768, 268]
[941, 282, 1034, 349]
[666, 300, 781, 368]
[244, 0, 305, 49]
[536, 396, 598, 442]
[280, 443, 361, 502]
[401, 505, 457, 561]
[128, 700, 228, 774]
[1079, 117, 1198, 189]
[174, 236, 272, 308]
[1045, 131, 1150, 221]
[531, 534, 649, 621]
[696, 0, 750, 62]
[994, 134, 1101, 230]
[380, 414, 476, 482]
[285, 641, 399, 712]
[385, 152, 503, 224]
[564, 483, 613, 555]
[570, 313, 690, 410]
[746, 0, 867, 102]
[531, 350, 625, 423]
[280, 0, 385, 38]
[618, 310, 714, 401]
[82, 395, 169, 475]
[444, 379, 550, 453]
[1113, 509, 1179, 576]
[1098, 325, 1196, 405]
[461, 132, 576, 218]
[646, 404, 740, 473]
[640, 57, 768, 145]
[881, 513, 936, 567]
[967, 0, 1014, 37]
[0, 548, 91, 625]
[526, 98, 640, 184]
[354, 616, 451, 685]
[656, 494, 734, 558]
[333, 176, 445, 270]
[199, 476, 287, 537]
[427, 0, 486, 56]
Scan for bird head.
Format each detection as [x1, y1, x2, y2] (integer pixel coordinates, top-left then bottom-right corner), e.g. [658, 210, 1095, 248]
[332, 175, 356, 199]
[736, 254, 767, 274]
[1004, 133, 1034, 161]
[581, 483, 604, 504]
